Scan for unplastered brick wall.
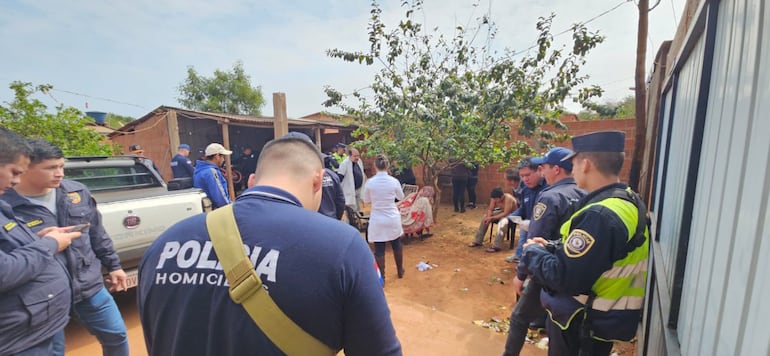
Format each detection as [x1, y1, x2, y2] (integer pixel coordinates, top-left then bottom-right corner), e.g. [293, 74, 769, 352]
[413, 118, 637, 204]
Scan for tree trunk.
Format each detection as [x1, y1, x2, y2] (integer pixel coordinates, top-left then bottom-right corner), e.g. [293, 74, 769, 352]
[630, 0, 649, 191]
[422, 165, 441, 219]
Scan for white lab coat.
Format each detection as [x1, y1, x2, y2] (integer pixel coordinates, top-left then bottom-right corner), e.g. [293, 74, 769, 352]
[363, 171, 405, 242]
[337, 157, 367, 209]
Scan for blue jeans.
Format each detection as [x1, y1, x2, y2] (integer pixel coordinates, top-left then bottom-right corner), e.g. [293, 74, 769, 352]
[515, 228, 529, 257]
[53, 287, 129, 356]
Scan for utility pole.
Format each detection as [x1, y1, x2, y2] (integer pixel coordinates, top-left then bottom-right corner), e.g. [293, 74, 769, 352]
[630, 0, 649, 191]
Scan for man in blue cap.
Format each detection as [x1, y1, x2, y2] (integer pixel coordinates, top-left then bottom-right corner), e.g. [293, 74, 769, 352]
[503, 147, 585, 355]
[521, 131, 649, 356]
[170, 144, 194, 179]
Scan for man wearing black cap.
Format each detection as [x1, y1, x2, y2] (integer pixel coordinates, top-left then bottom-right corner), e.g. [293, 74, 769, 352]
[521, 131, 649, 356]
[503, 147, 585, 356]
[170, 144, 194, 179]
[129, 144, 160, 173]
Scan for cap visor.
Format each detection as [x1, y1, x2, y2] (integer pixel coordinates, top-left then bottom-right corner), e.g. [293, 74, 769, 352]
[530, 157, 547, 165]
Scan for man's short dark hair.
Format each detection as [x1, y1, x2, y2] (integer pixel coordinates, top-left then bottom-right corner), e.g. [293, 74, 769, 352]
[27, 138, 64, 164]
[490, 187, 504, 198]
[517, 157, 539, 171]
[579, 152, 625, 176]
[504, 168, 520, 182]
[0, 127, 31, 165]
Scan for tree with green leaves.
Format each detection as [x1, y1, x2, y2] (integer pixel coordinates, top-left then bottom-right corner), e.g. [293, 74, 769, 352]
[105, 112, 135, 129]
[577, 95, 635, 120]
[177, 61, 266, 115]
[324, 1, 604, 213]
[0, 81, 116, 156]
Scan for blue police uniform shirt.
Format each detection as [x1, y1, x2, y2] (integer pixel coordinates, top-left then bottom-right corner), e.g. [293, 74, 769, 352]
[523, 183, 643, 340]
[517, 177, 585, 280]
[138, 185, 401, 356]
[319, 168, 345, 219]
[170, 154, 194, 179]
[0, 200, 71, 355]
[509, 178, 547, 219]
[1, 180, 122, 303]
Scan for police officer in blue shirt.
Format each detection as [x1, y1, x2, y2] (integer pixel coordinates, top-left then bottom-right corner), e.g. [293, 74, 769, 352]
[504, 147, 586, 355]
[138, 134, 401, 356]
[170, 144, 194, 179]
[504, 157, 547, 263]
[522, 131, 649, 356]
[0, 128, 82, 356]
[2, 139, 129, 356]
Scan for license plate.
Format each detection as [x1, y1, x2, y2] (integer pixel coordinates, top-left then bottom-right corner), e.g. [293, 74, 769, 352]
[124, 269, 139, 289]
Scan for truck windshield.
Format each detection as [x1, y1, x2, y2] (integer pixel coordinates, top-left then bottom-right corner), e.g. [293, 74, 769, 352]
[65, 165, 162, 192]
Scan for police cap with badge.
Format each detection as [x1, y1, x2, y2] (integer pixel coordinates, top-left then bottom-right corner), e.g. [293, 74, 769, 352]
[530, 147, 574, 221]
[562, 130, 625, 160]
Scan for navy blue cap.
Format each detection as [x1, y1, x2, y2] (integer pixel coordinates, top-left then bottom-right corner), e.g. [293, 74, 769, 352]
[532, 147, 574, 170]
[178, 143, 190, 150]
[563, 131, 626, 161]
[333, 143, 347, 149]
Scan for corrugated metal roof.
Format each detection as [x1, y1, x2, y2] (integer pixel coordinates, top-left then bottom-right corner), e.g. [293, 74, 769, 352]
[109, 106, 355, 137]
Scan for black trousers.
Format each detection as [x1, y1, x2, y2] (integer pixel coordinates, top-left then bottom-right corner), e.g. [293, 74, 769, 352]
[466, 177, 478, 205]
[546, 315, 614, 356]
[451, 177, 467, 210]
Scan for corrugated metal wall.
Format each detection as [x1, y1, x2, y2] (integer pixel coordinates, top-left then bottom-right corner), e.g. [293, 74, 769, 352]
[644, 0, 770, 354]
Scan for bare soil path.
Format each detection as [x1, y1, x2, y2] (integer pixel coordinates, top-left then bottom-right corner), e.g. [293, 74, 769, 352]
[67, 204, 639, 355]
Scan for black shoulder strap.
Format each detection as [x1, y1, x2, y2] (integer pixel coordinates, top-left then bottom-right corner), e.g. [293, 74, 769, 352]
[588, 186, 649, 255]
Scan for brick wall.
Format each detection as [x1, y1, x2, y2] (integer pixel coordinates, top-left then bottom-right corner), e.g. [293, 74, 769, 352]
[414, 118, 637, 204]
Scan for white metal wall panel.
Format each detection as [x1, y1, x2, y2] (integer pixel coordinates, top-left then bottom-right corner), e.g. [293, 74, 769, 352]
[656, 33, 705, 294]
[678, 0, 769, 355]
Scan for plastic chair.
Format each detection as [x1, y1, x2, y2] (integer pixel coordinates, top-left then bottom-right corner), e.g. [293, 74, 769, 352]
[344, 206, 370, 240]
[488, 218, 516, 248]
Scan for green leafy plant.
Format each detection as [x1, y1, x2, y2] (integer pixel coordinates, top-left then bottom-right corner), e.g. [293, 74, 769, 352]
[324, 1, 604, 213]
[177, 61, 265, 115]
[1, 81, 117, 156]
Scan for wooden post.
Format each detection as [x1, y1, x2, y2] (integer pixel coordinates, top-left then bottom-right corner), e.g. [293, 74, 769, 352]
[314, 128, 322, 150]
[165, 109, 181, 181]
[221, 120, 236, 201]
[273, 92, 288, 138]
[630, 0, 649, 191]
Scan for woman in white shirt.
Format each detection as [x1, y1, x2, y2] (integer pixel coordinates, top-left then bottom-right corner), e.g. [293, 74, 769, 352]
[363, 154, 405, 282]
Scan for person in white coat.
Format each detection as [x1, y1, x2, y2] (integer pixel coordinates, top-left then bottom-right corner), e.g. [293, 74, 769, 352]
[337, 148, 367, 214]
[363, 154, 405, 283]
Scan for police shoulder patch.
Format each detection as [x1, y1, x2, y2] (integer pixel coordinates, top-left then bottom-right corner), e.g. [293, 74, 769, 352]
[564, 229, 595, 258]
[533, 202, 547, 220]
[67, 192, 82, 205]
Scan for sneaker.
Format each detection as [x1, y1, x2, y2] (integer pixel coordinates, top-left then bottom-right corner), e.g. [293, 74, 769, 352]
[504, 255, 520, 263]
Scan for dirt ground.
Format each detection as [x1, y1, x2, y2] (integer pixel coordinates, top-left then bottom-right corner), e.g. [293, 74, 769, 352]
[64, 203, 637, 355]
[379, 203, 637, 356]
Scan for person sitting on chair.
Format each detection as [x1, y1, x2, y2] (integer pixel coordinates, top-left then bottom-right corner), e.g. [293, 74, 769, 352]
[467, 187, 517, 252]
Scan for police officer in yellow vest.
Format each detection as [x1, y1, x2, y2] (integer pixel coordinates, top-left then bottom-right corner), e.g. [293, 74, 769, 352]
[520, 131, 649, 356]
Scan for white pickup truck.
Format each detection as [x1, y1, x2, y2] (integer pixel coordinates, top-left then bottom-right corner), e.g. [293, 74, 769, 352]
[64, 156, 211, 289]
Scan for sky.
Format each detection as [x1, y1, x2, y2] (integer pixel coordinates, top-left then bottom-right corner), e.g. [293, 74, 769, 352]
[0, 0, 686, 120]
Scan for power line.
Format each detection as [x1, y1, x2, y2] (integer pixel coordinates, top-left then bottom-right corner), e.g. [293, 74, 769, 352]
[497, 0, 634, 62]
[49, 88, 148, 109]
[669, 0, 679, 28]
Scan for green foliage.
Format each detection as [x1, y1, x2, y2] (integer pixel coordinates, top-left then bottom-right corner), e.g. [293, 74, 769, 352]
[578, 95, 635, 120]
[0, 81, 117, 156]
[177, 61, 266, 115]
[105, 112, 134, 129]
[324, 1, 604, 195]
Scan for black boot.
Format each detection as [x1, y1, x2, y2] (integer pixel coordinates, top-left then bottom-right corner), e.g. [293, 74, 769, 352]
[375, 255, 386, 283]
[393, 248, 405, 278]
